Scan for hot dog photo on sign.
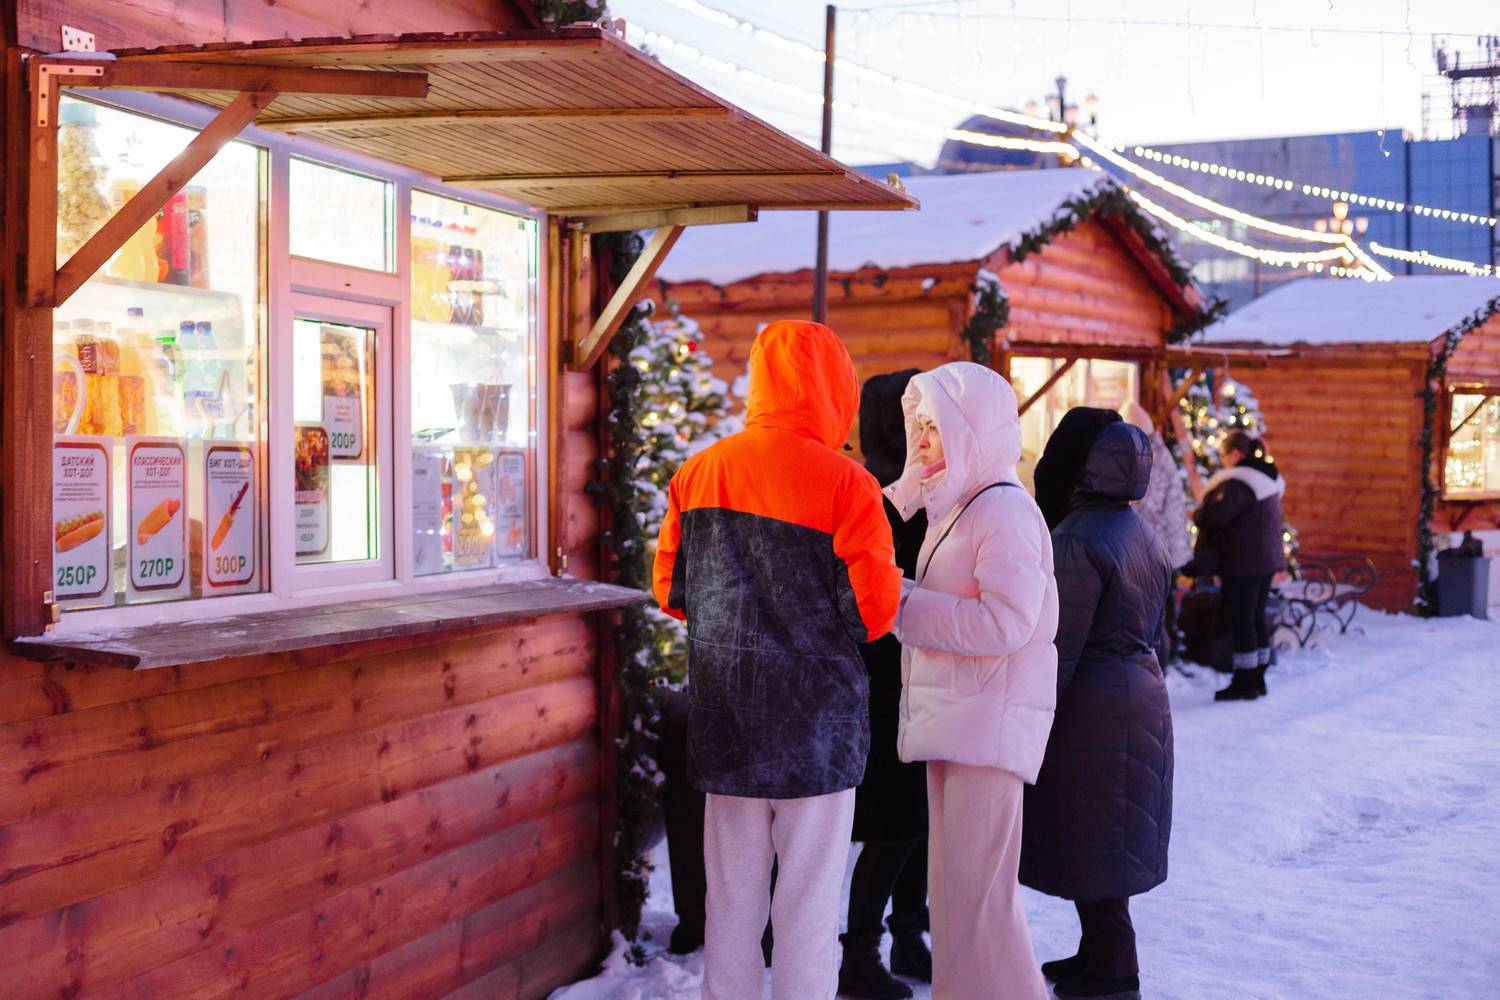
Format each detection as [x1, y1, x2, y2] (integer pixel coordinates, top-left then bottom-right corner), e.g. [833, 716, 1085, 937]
[127, 438, 188, 599]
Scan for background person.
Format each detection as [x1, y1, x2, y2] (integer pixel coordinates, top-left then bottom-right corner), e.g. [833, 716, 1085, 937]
[840, 369, 933, 1000]
[1192, 431, 1286, 701]
[1034, 407, 1125, 532]
[1022, 420, 1174, 1000]
[654, 320, 901, 1000]
[885, 362, 1058, 1000]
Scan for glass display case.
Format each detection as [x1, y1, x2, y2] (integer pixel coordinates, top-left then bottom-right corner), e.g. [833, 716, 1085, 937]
[409, 190, 538, 576]
[52, 97, 264, 609]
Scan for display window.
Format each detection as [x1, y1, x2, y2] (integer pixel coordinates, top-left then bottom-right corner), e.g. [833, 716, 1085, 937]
[51, 94, 544, 625]
[1444, 389, 1500, 498]
[1010, 356, 1139, 492]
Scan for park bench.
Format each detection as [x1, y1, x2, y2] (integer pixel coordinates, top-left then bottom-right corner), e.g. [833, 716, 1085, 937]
[1272, 552, 1378, 648]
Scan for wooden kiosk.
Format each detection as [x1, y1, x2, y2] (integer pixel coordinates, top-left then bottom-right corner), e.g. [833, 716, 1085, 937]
[0, 5, 915, 997]
[1201, 275, 1500, 612]
[655, 168, 1214, 483]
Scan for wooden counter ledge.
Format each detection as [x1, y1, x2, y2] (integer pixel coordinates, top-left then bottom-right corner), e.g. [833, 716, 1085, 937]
[9, 578, 647, 670]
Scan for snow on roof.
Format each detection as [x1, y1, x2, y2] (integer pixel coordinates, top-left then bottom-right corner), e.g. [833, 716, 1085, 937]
[1202, 275, 1500, 347]
[655, 169, 1115, 286]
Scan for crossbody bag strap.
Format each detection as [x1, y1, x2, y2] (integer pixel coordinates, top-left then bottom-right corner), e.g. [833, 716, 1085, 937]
[917, 481, 1021, 583]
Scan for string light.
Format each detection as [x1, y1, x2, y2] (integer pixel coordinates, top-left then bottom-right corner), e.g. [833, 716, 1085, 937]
[1073, 131, 1393, 278]
[1124, 144, 1498, 228]
[1368, 242, 1498, 276]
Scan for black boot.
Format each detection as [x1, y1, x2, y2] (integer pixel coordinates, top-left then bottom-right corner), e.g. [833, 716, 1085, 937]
[1214, 667, 1261, 702]
[1054, 972, 1141, 1000]
[1254, 665, 1268, 696]
[1254, 647, 1271, 696]
[886, 914, 932, 983]
[1041, 952, 1086, 982]
[837, 932, 913, 1000]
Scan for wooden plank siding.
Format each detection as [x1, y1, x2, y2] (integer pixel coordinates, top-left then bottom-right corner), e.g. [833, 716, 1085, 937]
[1233, 349, 1429, 611]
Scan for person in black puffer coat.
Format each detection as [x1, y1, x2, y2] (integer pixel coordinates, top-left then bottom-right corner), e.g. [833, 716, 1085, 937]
[1022, 420, 1174, 1000]
[839, 370, 931, 1000]
[1191, 430, 1286, 701]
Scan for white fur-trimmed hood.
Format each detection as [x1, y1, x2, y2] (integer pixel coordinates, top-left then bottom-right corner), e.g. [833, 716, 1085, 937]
[1204, 465, 1286, 502]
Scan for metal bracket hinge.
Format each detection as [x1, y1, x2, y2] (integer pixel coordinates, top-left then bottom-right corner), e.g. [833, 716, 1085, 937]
[35, 62, 107, 126]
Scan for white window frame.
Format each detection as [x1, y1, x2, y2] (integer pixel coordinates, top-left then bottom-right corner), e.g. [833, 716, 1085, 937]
[50, 89, 551, 634]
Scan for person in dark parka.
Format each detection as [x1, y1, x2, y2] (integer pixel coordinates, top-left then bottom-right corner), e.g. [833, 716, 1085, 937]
[1034, 407, 1124, 531]
[839, 370, 931, 1000]
[1021, 420, 1174, 1000]
[1190, 431, 1287, 701]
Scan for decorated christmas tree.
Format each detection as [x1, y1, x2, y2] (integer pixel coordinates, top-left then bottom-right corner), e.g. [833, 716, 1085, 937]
[626, 306, 740, 684]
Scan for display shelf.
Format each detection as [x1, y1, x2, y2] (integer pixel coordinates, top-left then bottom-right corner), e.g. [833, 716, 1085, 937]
[76, 273, 245, 304]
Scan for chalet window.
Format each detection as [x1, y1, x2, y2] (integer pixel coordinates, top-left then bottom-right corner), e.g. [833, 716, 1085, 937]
[50, 95, 544, 626]
[1444, 390, 1500, 497]
[1010, 356, 1139, 490]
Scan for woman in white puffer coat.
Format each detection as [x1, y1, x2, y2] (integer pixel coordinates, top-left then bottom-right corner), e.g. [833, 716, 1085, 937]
[885, 361, 1058, 1000]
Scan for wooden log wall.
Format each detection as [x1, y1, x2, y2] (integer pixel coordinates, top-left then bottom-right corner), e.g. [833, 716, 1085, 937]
[16, 0, 538, 53]
[0, 613, 605, 999]
[1234, 347, 1429, 611]
[1435, 312, 1500, 537]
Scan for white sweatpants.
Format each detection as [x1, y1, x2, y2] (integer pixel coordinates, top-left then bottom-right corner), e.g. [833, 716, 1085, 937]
[702, 789, 856, 1000]
[927, 761, 1048, 1000]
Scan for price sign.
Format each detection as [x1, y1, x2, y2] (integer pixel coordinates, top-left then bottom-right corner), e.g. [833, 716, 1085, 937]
[494, 449, 527, 559]
[321, 325, 366, 460]
[204, 442, 257, 591]
[412, 446, 445, 575]
[53, 438, 112, 607]
[127, 437, 188, 600]
[452, 446, 499, 569]
[294, 424, 330, 557]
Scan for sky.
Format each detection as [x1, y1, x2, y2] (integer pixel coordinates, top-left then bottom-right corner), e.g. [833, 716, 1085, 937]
[607, 0, 1500, 167]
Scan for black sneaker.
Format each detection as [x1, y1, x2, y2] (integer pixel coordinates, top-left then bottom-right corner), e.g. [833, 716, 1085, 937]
[1053, 972, 1142, 999]
[838, 933, 913, 1000]
[1041, 953, 1086, 982]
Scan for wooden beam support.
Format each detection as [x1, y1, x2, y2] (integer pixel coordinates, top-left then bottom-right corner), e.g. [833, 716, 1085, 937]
[1163, 365, 1208, 415]
[576, 204, 756, 234]
[257, 106, 728, 131]
[1017, 358, 1078, 416]
[59, 59, 429, 98]
[572, 226, 684, 371]
[52, 90, 275, 307]
[447, 169, 843, 187]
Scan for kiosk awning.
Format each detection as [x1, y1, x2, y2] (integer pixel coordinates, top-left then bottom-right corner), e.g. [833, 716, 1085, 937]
[108, 26, 918, 221]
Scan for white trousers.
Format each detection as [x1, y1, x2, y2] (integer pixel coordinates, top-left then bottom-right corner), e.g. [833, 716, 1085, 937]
[927, 761, 1048, 1000]
[702, 789, 856, 1000]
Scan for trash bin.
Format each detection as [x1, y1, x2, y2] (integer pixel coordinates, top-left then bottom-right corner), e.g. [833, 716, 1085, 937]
[1437, 556, 1491, 620]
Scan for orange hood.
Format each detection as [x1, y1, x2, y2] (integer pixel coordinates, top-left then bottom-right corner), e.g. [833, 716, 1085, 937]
[745, 320, 860, 450]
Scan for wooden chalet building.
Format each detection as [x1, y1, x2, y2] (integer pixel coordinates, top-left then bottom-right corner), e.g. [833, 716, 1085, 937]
[1201, 275, 1500, 612]
[0, 2, 915, 998]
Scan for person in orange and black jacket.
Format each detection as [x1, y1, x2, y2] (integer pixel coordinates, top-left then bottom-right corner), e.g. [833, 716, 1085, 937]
[1189, 430, 1286, 702]
[654, 320, 902, 1000]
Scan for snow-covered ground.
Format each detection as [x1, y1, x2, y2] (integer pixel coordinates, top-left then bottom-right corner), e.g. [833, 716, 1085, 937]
[552, 611, 1500, 1000]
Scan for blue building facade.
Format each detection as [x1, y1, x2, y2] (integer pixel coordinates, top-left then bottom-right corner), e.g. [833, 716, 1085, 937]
[1113, 131, 1498, 308]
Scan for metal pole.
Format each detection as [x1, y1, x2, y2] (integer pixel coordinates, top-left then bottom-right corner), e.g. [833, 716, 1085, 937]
[813, 4, 835, 325]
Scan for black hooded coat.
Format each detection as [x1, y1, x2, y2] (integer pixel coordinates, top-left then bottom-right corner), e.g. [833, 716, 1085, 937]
[1033, 406, 1123, 531]
[1021, 422, 1175, 901]
[852, 370, 928, 843]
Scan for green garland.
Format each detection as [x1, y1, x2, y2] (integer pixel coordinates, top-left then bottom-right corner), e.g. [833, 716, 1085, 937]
[1007, 180, 1197, 293]
[1168, 295, 1229, 345]
[1415, 294, 1500, 614]
[537, 0, 606, 25]
[961, 273, 1010, 364]
[594, 229, 664, 959]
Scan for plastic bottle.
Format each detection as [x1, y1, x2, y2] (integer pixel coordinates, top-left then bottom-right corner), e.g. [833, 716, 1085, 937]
[195, 321, 225, 437]
[115, 307, 153, 434]
[107, 179, 158, 282]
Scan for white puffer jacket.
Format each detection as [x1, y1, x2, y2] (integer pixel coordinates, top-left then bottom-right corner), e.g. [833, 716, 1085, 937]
[886, 363, 1059, 783]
